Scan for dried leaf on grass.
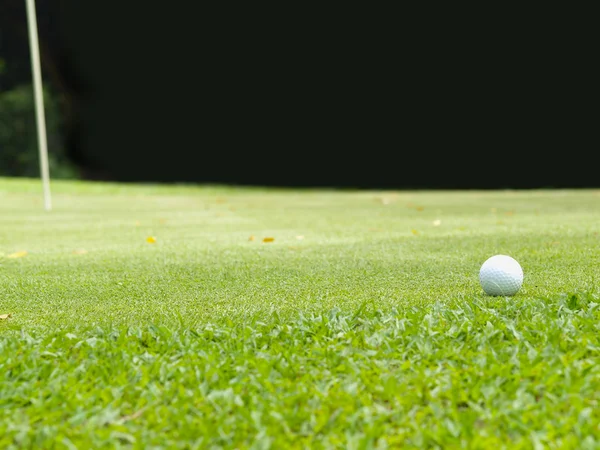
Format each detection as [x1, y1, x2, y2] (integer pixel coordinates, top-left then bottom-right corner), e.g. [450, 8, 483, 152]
[0, 314, 11, 320]
[377, 194, 398, 205]
[262, 237, 275, 243]
[121, 408, 147, 423]
[7, 251, 28, 258]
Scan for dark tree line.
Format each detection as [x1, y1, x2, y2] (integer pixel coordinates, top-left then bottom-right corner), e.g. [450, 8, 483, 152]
[1, 2, 595, 188]
[0, 0, 78, 178]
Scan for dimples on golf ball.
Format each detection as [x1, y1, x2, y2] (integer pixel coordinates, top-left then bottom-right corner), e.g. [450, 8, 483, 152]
[479, 255, 523, 296]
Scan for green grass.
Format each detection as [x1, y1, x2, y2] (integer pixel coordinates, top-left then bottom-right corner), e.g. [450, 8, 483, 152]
[1, 177, 600, 448]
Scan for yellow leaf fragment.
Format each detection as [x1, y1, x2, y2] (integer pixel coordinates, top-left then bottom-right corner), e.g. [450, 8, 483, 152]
[73, 249, 88, 255]
[411, 229, 419, 235]
[432, 219, 441, 226]
[262, 237, 275, 243]
[415, 206, 424, 212]
[0, 314, 11, 320]
[248, 235, 256, 241]
[146, 236, 157, 244]
[7, 251, 28, 258]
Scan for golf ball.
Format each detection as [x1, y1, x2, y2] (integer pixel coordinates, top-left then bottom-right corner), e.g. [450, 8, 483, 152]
[479, 255, 523, 296]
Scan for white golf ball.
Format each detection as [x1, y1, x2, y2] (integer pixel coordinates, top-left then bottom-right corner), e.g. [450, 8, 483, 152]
[479, 254, 523, 296]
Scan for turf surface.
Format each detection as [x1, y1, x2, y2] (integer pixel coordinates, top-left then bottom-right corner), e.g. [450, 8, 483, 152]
[1, 178, 599, 447]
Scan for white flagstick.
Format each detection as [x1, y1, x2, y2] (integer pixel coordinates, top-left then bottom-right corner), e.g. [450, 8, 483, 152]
[25, 0, 52, 211]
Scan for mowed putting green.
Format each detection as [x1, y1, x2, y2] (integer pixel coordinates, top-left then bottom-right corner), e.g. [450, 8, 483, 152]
[1, 178, 600, 447]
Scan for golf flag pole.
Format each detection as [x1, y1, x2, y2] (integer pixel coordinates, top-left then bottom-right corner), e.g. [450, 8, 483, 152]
[25, 0, 52, 211]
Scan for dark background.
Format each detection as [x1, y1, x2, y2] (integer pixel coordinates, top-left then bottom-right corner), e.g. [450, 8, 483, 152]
[1, 1, 596, 188]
